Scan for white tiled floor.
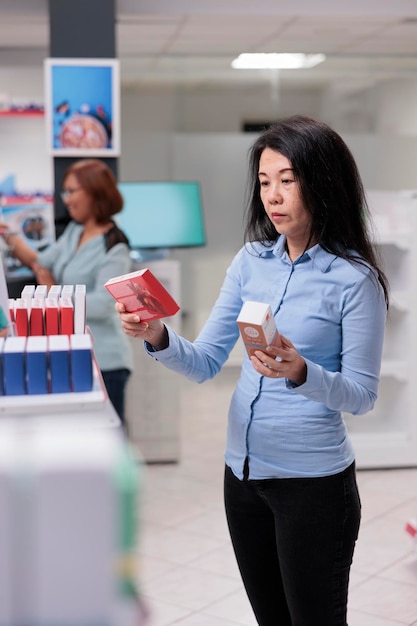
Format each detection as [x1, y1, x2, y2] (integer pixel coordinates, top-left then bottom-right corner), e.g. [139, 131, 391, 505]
[135, 368, 417, 626]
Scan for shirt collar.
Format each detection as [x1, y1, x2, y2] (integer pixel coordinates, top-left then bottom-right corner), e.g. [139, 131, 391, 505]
[257, 236, 338, 272]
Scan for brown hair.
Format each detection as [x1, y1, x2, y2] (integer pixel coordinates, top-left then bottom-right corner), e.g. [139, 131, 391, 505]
[63, 159, 123, 224]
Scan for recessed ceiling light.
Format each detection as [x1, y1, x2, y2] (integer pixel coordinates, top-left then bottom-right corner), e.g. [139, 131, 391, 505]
[231, 53, 326, 70]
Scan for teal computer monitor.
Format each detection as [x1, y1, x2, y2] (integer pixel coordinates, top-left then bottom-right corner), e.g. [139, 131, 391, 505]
[117, 181, 206, 250]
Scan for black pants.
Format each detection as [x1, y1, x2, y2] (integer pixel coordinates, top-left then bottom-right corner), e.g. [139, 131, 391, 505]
[224, 461, 361, 626]
[101, 367, 131, 429]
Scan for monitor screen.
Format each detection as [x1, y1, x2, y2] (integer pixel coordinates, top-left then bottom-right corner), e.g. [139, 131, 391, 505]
[117, 181, 206, 249]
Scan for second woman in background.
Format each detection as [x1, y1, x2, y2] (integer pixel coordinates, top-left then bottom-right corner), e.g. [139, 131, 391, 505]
[0, 159, 133, 427]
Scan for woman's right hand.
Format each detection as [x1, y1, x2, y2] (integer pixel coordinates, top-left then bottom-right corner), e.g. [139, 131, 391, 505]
[115, 302, 169, 350]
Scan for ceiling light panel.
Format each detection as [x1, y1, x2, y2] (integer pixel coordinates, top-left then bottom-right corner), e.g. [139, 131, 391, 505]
[231, 53, 326, 69]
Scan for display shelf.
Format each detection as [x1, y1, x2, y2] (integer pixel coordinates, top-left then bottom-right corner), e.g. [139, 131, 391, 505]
[0, 109, 44, 117]
[377, 243, 411, 290]
[381, 309, 409, 362]
[345, 376, 408, 433]
[379, 360, 408, 381]
[390, 293, 410, 313]
[345, 432, 416, 469]
[125, 259, 181, 463]
[345, 191, 417, 468]
[375, 231, 410, 249]
[0, 362, 107, 416]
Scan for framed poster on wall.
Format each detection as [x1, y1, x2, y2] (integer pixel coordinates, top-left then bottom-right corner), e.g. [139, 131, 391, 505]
[44, 57, 120, 157]
[1, 195, 55, 278]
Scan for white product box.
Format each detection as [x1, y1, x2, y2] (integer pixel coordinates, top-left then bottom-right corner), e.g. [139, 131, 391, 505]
[237, 301, 281, 358]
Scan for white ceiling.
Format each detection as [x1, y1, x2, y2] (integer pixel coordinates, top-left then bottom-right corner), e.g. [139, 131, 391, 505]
[1, 0, 417, 92]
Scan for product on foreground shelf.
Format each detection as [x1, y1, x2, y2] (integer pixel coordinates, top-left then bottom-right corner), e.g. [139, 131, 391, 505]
[0, 423, 146, 625]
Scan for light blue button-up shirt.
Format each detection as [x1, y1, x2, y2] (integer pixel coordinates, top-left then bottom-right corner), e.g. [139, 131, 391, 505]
[145, 236, 387, 480]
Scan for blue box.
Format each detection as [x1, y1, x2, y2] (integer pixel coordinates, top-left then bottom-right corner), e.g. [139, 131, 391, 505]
[26, 336, 48, 395]
[48, 335, 71, 393]
[3, 337, 26, 395]
[70, 334, 93, 392]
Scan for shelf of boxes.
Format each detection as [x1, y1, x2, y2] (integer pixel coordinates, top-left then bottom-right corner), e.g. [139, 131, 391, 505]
[0, 281, 145, 624]
[0, 110, 44, 117]
[343, 190, 417, 469]
[0, 283, 109, 412]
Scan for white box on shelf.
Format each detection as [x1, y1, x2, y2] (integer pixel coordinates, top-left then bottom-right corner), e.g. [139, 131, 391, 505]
[74, 284, 86, 334]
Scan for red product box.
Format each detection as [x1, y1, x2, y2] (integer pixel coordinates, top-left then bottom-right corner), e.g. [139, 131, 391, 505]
[237, 301, 281, 358]
[104, 268, 180, 321]
[59, 296, 74, 335]
[14, 298, 29, 337]
[8, 298, 15, 323]
[48, 285, 62, 302]
[45, 297, 60, 335]
[29, 296, 45, 336]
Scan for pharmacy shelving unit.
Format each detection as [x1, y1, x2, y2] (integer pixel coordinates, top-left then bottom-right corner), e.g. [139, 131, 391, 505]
[125, 258, 182, 463]
[344, 190, 417, 469]
[0, 371, 147, 623]
[0, 349, 120, 423]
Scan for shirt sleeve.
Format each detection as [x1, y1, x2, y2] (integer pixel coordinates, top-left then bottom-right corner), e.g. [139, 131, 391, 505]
[143, 251, 244, 383]
[37, 225, 74, 269]
[289, 272, 387, 415]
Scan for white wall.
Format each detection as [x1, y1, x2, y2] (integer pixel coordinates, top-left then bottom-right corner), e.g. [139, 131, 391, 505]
[375, 80, 417, 134]
[120, 82, 323, 133]
[0, 66, 52, 194]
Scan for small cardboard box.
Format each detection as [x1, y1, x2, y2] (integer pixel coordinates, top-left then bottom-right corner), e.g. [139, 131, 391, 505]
[237, 301, 281, 358]
[26, 335, 48, 394]
[3, 336, 27, 395]
[48, 334, 71, 393]
[104, 267, 180, 320]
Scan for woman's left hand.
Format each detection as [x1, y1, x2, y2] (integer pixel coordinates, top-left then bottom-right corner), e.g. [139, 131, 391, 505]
[251, 333, 307, 386]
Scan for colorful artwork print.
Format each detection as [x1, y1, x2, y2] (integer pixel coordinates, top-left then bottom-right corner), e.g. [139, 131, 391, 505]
[1, 196, 55, 277]
[44, 59, 120, 157]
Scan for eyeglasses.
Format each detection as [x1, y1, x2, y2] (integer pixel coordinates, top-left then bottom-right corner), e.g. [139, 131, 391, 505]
[60, 187, 82, 202]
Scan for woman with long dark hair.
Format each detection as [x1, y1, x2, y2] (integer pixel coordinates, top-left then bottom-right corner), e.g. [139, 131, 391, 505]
[116, 116, 388, 625]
